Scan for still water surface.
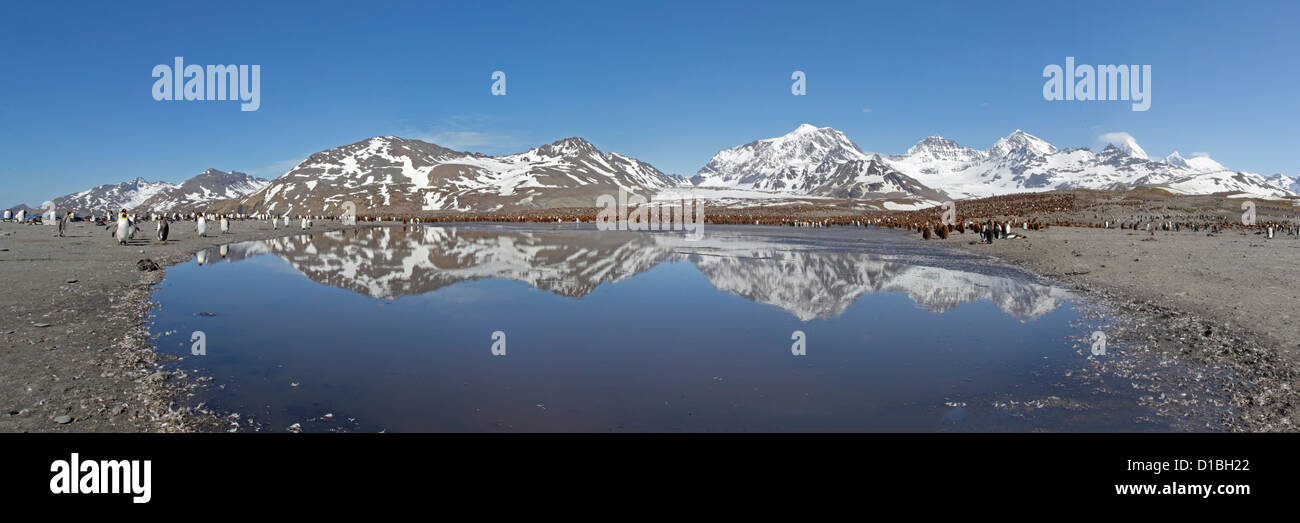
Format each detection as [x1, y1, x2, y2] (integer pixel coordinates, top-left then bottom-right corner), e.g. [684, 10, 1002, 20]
[150, 224, 1162, 432]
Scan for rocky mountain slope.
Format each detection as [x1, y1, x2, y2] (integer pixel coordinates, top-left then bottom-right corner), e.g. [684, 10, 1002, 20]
[221, 136, 683, 215]
[49, 169, 267, 215]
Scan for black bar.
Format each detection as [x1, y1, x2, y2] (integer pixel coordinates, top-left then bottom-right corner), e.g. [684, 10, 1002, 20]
[4, 433, 1289, 510]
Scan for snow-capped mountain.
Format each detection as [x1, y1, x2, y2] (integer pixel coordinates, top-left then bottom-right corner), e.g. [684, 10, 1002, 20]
[49, 169, 268, 215]
[1263, 173, 1300, 193]
[53, 177, 177, 214]
[139, 169, 269, 212]
[223, 136, 684, 215]
[1105, 134, 1148, 160]
[691, 124, 947, 201]
[882, 130, 1294, 199]
[1163, 152, 1225, 173]
[987, 129, 1058, 161]
[197, 225, 1070, 321]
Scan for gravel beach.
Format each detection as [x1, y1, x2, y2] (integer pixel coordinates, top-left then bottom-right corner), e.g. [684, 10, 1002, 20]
[0, 219, 367, 432]
[936, 226, 1300, 431]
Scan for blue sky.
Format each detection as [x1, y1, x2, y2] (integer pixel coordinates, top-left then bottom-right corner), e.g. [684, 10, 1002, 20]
[2, 0, 1297, 206]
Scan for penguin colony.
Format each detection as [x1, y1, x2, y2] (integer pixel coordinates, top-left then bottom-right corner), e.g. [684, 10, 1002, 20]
[4, 191, 1297, 245]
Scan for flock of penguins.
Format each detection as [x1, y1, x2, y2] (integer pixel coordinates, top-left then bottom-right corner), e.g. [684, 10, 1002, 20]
[5, 202, 1298, 246]
[0, 208, 329, 244]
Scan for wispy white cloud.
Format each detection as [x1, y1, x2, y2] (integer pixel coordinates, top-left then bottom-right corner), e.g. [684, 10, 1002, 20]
[1097, 131, 1136, 146]
[421, 130, 517, 150]
[247, 157, 307, 178]
[408, 114, 527, 153]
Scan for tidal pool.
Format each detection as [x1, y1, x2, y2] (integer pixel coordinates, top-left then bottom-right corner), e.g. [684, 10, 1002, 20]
[149, 223, 1166, 432]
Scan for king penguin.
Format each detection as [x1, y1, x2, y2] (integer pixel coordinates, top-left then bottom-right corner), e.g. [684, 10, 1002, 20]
[56, 211, 69, 237]
[196, 215, 208, 237]
[220, 215, 230, 234]
[156, 217, 169, 242]
[115, 211, 130, 245]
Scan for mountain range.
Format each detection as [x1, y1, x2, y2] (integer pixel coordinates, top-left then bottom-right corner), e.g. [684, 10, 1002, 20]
[18, 126, 1296, 215]
[690, 124, 947, 202]
[215, 136, 682, 216]
[42, 169, 267, 215]
[875, 129, 1293, 199]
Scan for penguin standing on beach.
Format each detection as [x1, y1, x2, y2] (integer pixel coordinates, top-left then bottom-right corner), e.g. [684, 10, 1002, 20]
[196, 215, 208, 237]
[115, 211, 130, 245]
[15, 209, 25, 223]
[156, 216, 169, 242]
[56, 211, 69, 237]
[2, 210, 11, 221]
[220, 215, 230, 234]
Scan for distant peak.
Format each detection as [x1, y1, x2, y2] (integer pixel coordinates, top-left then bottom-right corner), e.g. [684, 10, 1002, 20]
[915, 135, 956, 146]
[773, 124, 849, 143]
[536, 136, 599, 157]
[552, 136, 593, 146]
[990, 129, 1056, 158]
[906, 135, 967, 157]
[1099, 133, 1148, 159]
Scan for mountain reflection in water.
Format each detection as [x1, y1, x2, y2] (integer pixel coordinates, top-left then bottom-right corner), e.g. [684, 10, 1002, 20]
[152, 224, 1162, 432]
[195, 224, 1071, 322]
